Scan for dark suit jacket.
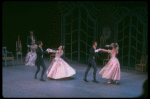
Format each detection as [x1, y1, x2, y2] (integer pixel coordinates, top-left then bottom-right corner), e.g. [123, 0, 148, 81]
[27, 35, 37, 45]
[35, 47, 48, 65]
[88, 46, 105, 63]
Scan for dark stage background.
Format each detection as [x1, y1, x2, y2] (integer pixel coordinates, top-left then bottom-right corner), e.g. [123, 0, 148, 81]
[2, 1, 148, 67]
[2, 1, 62, 56]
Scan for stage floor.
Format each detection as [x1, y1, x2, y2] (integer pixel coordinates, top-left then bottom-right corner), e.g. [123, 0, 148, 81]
[2, 58, 148, 98]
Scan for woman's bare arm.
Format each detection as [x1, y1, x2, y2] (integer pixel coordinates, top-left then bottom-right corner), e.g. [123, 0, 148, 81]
[100, 48, 111, 53]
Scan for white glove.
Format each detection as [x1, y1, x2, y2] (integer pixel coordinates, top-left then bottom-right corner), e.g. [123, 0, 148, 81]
[46, 48, 51, 52]
[46, 48, 58, 53]
[105, 45, 110, 47]
[47, 48, 49, 51]
[55, 50, 59, 53]
[27, 45, 30, 47]
[51, 50, 58, 53]
[95, 49, 99, 52]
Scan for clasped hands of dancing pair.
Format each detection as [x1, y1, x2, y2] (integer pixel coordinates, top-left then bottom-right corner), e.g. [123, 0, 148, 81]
[25, 41, 120, 84]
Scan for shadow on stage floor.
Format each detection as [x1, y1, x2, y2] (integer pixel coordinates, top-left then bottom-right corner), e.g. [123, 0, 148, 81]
[47, 77, 75, 81]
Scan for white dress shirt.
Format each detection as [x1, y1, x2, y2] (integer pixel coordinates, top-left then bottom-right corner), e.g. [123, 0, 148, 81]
[31, 36, 33, 40]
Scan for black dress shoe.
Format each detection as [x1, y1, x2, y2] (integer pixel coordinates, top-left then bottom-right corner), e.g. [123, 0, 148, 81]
[92, 80, 99, 83]
[40, 79, 46, 82]
[34, 76, 37, 79]
[83, 79, 89, 82]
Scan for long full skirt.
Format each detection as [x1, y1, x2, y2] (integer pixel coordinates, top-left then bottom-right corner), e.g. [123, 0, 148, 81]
[99, 57, 120, 80]
[25, 52, 37, 66]
[47, 58, 76, 79]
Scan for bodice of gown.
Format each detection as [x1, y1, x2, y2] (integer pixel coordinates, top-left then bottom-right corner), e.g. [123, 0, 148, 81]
[55, 50, 63, 59]
[31, 45, 37, 53]
[110, 51, 117, 59]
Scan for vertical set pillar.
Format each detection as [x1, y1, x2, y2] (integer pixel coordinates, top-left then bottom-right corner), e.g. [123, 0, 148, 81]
[114, 22, 118, 43]
[71, 13, 73, 62]
[61, 15, 62, 45]
[128, 14, 132, 67]
[63, 15, 66, 57]
[94, 21, 96, 41]
[78, 8, 81, 62]
[135, 18, 138, 65]
[86, 16, 88, 62]
[142, 25, 146, 56]
[145, 24, 148, 56]
[122, 19, 124, 67]
[96, 21, 98, 43]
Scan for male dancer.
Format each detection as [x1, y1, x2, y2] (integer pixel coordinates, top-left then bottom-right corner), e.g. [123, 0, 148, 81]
[83, 41, 104, 83]
[27, 31, 37, 52]
[34, 40, 50, 82]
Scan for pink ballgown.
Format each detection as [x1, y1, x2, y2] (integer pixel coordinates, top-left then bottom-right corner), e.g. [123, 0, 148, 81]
[25, 45, 37, 66]
[47, 50, 76, 79]
[99, 50, 120, 80]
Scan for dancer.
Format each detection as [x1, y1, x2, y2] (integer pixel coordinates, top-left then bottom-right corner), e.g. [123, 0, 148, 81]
[99, 43, 120, 84]
[46, 46, 76, 79]
[34, 40, 50, 82]
[83, 41, 103, 83]
[25, 39, 38, 66]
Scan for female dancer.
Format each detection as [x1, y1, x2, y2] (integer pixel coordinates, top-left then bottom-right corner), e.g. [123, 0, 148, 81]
[46, 46, 76, 79]
[99, 43, 120, 84]
[25, 39, 38, 66]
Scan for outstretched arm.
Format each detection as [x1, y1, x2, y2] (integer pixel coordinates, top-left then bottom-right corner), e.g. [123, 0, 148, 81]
[100, 48, 111, 53]
[46, 48, 58, 53]
[37, 48, 49, 54]
[52, 50, 59, 53]
[96, 46, 105, 49]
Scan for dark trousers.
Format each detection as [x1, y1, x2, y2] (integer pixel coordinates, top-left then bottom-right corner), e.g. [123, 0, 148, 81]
[84, 58, 97, 80]
[35, 58, 46, 79]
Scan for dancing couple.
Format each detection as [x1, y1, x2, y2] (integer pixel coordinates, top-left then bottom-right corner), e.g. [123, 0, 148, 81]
[24, 30, 37, 66]
[83, 41, 120, 84]
[34, 40, 76, 82]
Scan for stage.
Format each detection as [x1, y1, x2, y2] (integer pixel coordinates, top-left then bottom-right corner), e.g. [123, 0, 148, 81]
[2, 57, 148, 98]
